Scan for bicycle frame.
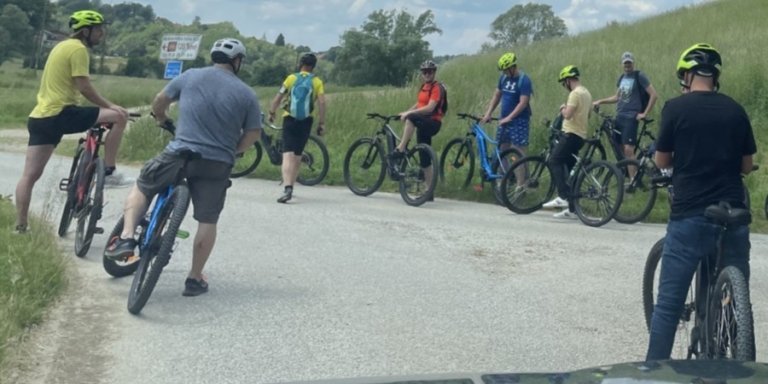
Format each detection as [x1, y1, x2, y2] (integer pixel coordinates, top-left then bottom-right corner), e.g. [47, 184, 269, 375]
[75, 126, 106, 207]
[470, 122, 507, 180]
[140, 185, 175, 251]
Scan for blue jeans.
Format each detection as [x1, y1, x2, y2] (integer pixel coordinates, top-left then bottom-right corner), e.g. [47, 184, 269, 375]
[645, 215, 750, 360]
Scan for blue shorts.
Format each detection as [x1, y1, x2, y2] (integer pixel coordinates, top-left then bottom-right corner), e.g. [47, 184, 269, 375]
[496, 118, 530, 147]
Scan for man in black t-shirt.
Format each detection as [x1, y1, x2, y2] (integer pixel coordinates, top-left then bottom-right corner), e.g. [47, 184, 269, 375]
[645, 43, 757, 361]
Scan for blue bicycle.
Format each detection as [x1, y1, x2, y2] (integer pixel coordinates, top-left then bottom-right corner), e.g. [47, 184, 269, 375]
[439, 113, 523, 204]
[101, 120, 193, 314]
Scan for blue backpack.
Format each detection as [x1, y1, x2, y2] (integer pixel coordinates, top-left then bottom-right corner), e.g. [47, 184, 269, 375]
[289, 73, 314, 120]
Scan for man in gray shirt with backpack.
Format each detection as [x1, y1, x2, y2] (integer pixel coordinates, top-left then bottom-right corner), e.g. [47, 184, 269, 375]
[593, 51, 658, 163]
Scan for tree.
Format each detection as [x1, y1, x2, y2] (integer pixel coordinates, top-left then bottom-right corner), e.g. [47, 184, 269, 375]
[0, 4, 33, 65]
[332, 9, 441, 86]
[274, 33, 285, 46]
[489, 2, 567, 47]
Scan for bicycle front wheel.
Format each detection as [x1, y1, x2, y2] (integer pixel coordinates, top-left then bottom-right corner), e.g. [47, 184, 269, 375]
[642, 237, 698, 359]
[75, 157, 105, 257]
[491, 147, 524, 205]
[614, 158, 658, 224]
[127, 185, 191, 315]
[708, 266, 755, 360]
[573, 160, 623, 227]
[58, 146, 85, 237]
[343, 138, 386, 196]
[439, 138, 474, 189]
[500, 155, 554, 214]
[399, 144, 438, 207]
[102, 216, 141, 277]
[297, 135, 330, 186]
[230, 143, 263, 178]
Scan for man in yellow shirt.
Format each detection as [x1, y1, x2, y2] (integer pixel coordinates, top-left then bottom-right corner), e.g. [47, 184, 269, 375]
[14, 10, 131, 233]
[267, 53, 326, 203]
[544, 65, 592, 219]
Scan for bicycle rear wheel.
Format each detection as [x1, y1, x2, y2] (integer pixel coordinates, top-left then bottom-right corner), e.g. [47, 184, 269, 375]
[58, 146, 85, 237]
[102, 216, 142, 278]
[491, 147, 524, 205]
[439, 138, 474, 189]
[230, 143, 263, 178]
[127, 185, 191, 315]
[399, 143, 437, 206]
[343, 138, 386, 196]
[74, 157, 105, 257]
[297, 135, 330, 186]
[573, 161, 623, 227]
[642, 237, 698, 359]
[614, 158, 657, 224]
[501, 155, 554, 214]
[708, 266, 755, 360]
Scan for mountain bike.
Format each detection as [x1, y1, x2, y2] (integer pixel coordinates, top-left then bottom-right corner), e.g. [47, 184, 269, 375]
[439, 113, 523, 204]
[500, 115, 624, 227]
[593, 108, 662, 224]
[343, 112, 438, 207]
[642, 199, 755, 360]
[230, 113, 329, 186]
[103, 120, 194, 314]
[58, 112, 141, 257]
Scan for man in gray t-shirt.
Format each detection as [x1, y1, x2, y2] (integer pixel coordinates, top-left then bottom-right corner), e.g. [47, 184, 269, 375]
[105, 38, 262, 297]
[593, 51, 658, 164]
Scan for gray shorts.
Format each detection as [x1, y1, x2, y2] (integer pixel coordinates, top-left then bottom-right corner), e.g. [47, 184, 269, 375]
[137, 151, 232, 223]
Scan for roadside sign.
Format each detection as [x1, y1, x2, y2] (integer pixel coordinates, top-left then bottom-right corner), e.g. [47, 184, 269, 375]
[159, 34, 202, 60]
[164, 60, 183, 79]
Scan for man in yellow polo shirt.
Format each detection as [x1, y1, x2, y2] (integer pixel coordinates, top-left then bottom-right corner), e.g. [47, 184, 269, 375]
[14, 10, 132, 233]
[267, 52, 326, 203]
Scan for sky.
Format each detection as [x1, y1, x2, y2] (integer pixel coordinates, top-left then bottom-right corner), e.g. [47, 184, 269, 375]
[101, 0, 714, 56]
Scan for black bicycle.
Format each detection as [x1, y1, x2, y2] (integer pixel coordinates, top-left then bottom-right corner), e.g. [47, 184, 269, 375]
[593, 108, 662, 224]
[230, 114, 329, 186]
[58, 113, 141, 257]
[343, 113, 438, 207]
[500, 116, 624, 227]
[642, 199, 755, 360]
[439, 113, 523, 204]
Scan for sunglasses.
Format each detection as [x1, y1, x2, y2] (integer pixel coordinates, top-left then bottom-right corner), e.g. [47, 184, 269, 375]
[420, 69, 435, 74]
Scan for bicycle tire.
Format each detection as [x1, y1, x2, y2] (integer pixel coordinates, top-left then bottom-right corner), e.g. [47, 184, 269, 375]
[297, 135, 330, 186]
[439, 138, 475, 189]
[642, 236, 699, 359]
[58, 146, 84, 237]
[399, 143, 438, 207]
[491, 147, 524, 205]
[230, 143, 263, 178]
[500, 155, 555, 214]
[102, 216, 142, 278]
[127, 185, 191, 315]
[764, 194, 768, 220]
[591, 141, 608, 162]
[573, 160, 624, 227]
[708, 265, 756, 360]
[74, 157, 105, 257]
[614, 158, 657, 224]
[343, 138, 386, 196]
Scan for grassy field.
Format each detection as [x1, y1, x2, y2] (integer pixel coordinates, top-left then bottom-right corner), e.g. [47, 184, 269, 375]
[0, 197, 66, 373]
[2, 0, 766, 230]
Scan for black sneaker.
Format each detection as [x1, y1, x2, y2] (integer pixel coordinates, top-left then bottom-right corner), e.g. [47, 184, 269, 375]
[104, 236, 137, 260]
[13, 224, 28, 235]
[182, 277, 209, 297]
[277, 187, 293, 203]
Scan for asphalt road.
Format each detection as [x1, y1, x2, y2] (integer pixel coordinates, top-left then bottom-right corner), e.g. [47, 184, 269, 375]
[2, 150, 767, 384]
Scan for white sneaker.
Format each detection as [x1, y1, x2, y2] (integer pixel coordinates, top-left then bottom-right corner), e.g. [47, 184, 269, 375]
[104, 172, 134, 188]
[543, 196, 569, 209]
[553, 209, 578, 220]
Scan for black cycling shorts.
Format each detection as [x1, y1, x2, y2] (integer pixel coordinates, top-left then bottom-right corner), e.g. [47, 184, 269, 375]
[282, 116, 313, 155]
[406, 114, 441, 167]
[137, 151, 232, 224]
[27, 106, 100, 146]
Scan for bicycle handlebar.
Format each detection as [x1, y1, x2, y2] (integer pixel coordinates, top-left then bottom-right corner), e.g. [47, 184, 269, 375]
[456, 113, 497, 123]
[366, 113, 400, 122]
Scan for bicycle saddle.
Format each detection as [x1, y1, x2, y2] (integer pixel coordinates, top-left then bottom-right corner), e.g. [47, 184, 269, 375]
[704, 201, 751, 227]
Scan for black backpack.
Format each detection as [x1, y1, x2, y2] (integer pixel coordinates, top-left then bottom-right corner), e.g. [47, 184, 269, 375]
[427, 81, 448, 115]
[618, 70, 650, 112]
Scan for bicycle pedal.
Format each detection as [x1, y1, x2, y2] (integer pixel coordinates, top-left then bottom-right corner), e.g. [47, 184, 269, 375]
[93, 227, 104, 234]
[58, 178, 70, 191]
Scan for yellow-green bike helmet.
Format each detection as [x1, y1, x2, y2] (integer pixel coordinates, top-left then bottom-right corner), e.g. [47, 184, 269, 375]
[558, 65, 580, 82]
[69, 10, 107, 31]
[676, 43, 721, 79]
[497, 52, 517, 71]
